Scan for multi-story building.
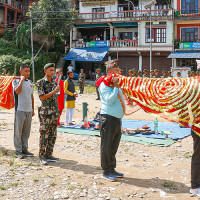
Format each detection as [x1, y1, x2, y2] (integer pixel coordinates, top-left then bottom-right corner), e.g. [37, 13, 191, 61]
[0, 0, 39, 34]
[169, 0, 200, 76]
[69, 0, 174, 74]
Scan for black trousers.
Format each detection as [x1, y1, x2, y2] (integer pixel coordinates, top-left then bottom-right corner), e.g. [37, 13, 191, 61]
[100, 114, 121, 175]
[191, 130, 200, 188]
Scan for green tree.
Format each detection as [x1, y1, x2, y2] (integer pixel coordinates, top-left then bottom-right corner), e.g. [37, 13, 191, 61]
[28, 0, 76, 54]
[0, 55, 30, 75]
[15, 23, 31, 50]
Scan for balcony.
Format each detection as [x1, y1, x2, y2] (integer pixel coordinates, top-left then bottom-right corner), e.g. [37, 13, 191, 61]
[174, 9, 200, 20]
[71, 40, 173, 52]
[0, 0, 24, 12]
[76, 9, 173, 24]
[72, 40, 137, 48]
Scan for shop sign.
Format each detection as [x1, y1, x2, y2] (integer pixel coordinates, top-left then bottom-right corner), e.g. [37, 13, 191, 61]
[87, 41, 108, 47]
[179, 42, 200, 49]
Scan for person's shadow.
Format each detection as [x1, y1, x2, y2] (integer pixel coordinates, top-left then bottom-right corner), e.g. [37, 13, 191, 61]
[0, 146, 190, 194]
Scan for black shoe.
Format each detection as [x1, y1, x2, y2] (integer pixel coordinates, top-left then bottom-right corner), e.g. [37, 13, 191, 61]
[46, 155, 59, 162]
[96, 98, 100, 100]
[15, 152, 25, 159]
[40, 158, 48, 165]
[22, 150, 34, 157]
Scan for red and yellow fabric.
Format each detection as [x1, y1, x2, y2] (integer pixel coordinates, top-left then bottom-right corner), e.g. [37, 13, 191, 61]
[0, 76, 16, 109]
[97, 74, 200, 136]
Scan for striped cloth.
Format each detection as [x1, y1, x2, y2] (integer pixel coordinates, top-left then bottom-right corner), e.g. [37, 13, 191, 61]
[0, 76, 15, 109]
[102, 74, 200, 136]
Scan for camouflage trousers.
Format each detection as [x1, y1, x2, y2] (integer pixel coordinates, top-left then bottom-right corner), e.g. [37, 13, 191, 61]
[79, 82, 84, 94]
[96, 86, 100, 99]
[38, 112, 58, 158]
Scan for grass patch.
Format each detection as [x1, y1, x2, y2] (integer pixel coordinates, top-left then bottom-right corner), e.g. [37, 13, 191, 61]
[163, 181, 177, 190]
[0, 122, 8, 126]
[184, 151, 192, 158]
[0, 185, 7, 190]
[33, 177, 40, 182]
[8, 154, 15, 166]
[75, 85, 96, 94]
[1, 149, 9, 155]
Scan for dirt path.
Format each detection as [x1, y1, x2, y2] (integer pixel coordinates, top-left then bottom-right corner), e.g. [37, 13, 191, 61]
[0, 90, 198, 200]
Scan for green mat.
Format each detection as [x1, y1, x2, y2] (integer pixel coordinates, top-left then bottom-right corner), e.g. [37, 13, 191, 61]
[57, 127, 175, 147]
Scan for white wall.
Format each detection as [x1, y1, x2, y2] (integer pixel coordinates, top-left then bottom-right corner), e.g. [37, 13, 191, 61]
[139, 21, 173, 46]
[79, 1, 118, 13]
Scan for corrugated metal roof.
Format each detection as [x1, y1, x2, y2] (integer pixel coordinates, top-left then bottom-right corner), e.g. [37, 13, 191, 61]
[168, 51, 200, 59]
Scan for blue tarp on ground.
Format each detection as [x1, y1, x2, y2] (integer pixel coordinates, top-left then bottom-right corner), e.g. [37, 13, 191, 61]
[122, 119, 191, 140]
[64, 47, 109, 62]
[60, 119, 191, 141]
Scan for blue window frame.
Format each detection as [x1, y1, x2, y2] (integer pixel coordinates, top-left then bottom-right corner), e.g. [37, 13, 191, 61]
[181, 0, 198, 14]
[181, 27, 198, 42]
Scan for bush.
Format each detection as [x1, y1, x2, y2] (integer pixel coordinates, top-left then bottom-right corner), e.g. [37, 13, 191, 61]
[0, 55, 30, 75]
[4, 30, 15, 41]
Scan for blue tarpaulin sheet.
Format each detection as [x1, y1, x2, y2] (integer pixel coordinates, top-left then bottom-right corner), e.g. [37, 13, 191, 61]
[64, 47, 109, 62]
[122, 119, 191, 140]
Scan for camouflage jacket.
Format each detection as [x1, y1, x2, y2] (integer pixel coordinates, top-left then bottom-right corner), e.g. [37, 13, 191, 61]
[143, 74, 150, 78]
[36, 77, 58, 116]
[79, 73, 86, 82]
[95, 73, 102, 81]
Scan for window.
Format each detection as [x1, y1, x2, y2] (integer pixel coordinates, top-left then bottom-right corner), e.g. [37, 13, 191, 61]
[181, 28, 198, 42]
[119, 32, 133, 40]
[146, 28, 166, 43]
[181, 0, 198, 14]
[92, 8, 105, 19]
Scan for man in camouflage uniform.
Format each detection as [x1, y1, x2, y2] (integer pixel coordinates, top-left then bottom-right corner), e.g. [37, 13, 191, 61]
[79, 69, 86, 94]
[132, 68, 137, 77]
[161, 70, 168, 78]
[127, 69, 133, 77]
[168, 71, 172, 77]
[153, 69, 160, 78]
[36, 63, 60, 165]
[188, 70, 191, 77]
[150, 70, 154, 78]
[143, 69, 149, 78]
[137, 70, 142, 77]
[95, 68, 102, 100]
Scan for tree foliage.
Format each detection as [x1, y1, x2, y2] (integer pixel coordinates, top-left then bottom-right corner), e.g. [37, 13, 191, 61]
[29, 0, 76, 41]
[0, 55, 30, 75]
[15, 23, 31, 50]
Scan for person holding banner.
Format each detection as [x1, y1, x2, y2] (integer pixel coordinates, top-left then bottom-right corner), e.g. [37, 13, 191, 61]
[12, 64, 34, 159]
[97, 59, 124, 182]
[36, 63, 60, 165]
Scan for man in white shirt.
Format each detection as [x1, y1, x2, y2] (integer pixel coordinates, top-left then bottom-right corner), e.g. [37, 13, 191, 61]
[67, 64, 73, 72]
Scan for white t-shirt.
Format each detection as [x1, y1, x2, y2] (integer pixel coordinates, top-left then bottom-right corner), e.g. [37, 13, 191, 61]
[12, 79, 33, 112]
[68, 66, 73, 72]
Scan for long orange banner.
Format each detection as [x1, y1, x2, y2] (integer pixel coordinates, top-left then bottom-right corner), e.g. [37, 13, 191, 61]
[0, 76, 15, 109]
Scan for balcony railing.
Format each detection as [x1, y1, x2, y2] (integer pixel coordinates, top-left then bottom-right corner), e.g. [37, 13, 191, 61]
[72, 40, 138, 48]
[0, 0, 23, 11]
[174, 9, 200, 20]
[76, 9, 173, 24]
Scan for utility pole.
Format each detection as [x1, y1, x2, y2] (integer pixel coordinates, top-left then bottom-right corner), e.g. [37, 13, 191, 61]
[30, 10, 35, 83]
[145, 0, 157, 77]
[150, 6, 152, 75]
